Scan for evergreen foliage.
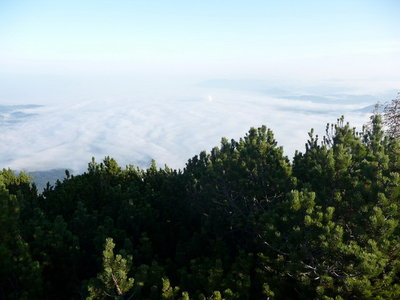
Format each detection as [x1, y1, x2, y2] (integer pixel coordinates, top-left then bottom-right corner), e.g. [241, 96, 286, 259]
[0, 114, 399, 299]
[383, 92, 400, 139]
[87, 238, 134, 299]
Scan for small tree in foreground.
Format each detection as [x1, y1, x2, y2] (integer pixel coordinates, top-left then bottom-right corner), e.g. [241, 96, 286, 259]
[87, 238, 134, 299]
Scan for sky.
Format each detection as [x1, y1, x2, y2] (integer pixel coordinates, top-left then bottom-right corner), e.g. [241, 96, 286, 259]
[0, 0, 399, 172]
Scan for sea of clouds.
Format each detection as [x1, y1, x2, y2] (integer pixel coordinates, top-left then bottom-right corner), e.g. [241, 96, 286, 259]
[0, 79, 385, 174]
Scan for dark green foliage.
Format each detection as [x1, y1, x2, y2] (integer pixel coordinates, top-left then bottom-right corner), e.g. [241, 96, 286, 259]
[0, 115, 399, 299]
[87, 238, 134, 299]
[0, 170, 42, 299]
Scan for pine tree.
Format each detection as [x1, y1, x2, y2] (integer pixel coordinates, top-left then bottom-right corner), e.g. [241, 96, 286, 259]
[383, 92, 400, 138]
[0, 174, 42, 299]
[87, 238, 134, 299]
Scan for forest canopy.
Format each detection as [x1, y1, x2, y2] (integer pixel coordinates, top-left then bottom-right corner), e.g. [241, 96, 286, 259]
[1, 113, 399, 299]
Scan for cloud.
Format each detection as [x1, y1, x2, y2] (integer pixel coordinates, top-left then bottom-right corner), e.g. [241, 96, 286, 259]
[0, 84, 378, 173]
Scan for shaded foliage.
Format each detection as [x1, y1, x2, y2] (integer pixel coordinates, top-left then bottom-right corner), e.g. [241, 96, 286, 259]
[0, 115, 399, 299]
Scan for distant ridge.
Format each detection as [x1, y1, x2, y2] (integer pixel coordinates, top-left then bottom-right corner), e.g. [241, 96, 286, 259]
[28, 168, 71, 192]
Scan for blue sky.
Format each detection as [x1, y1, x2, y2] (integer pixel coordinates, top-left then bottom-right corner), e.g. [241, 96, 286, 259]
[0, 1, 399, 171]
[1, 0, 399, 79]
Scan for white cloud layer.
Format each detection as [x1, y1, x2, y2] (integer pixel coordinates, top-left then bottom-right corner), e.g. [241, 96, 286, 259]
[0, 84, 380, 173]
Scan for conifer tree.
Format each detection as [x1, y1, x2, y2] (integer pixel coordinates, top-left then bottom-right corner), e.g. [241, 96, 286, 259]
[87, 238, 134, 299]
[0, 174, 42, 299]
[383, 92, 400, 139]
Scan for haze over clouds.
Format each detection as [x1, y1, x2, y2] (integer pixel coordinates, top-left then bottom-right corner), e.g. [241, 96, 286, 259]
[0, 0, 399, 172]
[0, 86, 382, 173]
